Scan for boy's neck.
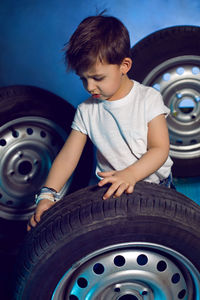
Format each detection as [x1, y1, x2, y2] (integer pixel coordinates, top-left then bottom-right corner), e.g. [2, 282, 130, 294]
[108, 76, 133, 101]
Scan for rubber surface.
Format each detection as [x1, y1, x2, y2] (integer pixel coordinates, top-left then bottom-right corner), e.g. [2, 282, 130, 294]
[0, 85, 93, 298]
[13, 181, 200, 299]
[129, 26, 200, 177]
[129, 26, 200, 82]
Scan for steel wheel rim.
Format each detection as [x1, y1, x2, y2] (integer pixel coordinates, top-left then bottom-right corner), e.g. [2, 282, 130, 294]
[52, 242, 200, 300]
[0, 116, 70, 220]
[142, 55, 200, 160]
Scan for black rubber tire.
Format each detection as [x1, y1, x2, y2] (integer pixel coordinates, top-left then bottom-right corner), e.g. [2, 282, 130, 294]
[0, 85, 93, 207]
[0, 85, 74, 128]
[0, 84, 93, 191]
[13, 182, 200, 300]
[129, 26, 200, 83]
[0, 85, 93, 262]
[129, 26, 200, 177]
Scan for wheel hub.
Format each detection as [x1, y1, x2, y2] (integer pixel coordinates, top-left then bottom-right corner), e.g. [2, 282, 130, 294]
[100, 282, 153, 300]
[0, 116, 68, 220]
[142, 55, 200, 160]
[52, 243, 200, 300]
[4, 149, 42, 190]
[67, 249, 187, 299]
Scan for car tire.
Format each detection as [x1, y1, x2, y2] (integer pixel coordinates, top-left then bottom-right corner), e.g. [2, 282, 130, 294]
[13, 182, 200, 300]
[129, 26, 200, 177]
[0, 85, 93, 252]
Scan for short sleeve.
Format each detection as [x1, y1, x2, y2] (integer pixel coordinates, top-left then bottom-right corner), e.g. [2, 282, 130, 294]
[71, 105, 88, 135]
[145, 89, 170, 123]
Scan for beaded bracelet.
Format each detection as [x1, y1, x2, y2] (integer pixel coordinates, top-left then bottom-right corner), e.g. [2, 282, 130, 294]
[42, 186, 58, 193]
[35, 186, 61, 205]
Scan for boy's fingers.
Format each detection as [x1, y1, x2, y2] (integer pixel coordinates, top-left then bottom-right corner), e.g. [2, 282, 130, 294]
[34, 209, 43, 223]
[27, 211, 43, 231]
[27, 215, 37, 231]
[35, 200, 54, 222]
[98, 171, 115, 177]
[126, 185, 134, 194]
[103, 182, 121, 200]
[98, 176, 114, 187]
[27, 200, 55, 231]
[30, 215, 37, 226]
[113, 183, 128, 198]
[102, 182, 134, 200]
[27, 207, 45, 231]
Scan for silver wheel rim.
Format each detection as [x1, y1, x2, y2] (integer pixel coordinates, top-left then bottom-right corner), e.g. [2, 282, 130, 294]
[0, 116, 70, 220]
[142, 55, 200, 160]
[52, 242, 200, 300]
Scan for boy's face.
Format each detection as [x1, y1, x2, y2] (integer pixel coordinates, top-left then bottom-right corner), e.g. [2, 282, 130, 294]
[78, 60, 130, 101]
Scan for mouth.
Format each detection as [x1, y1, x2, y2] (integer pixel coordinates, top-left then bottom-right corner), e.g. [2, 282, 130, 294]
[92, 94, 101, 99]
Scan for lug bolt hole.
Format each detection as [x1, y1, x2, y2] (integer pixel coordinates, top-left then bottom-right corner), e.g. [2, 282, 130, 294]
[93, 263, 104, 274]
[178, 289, 186, 299]
[12, 130, 19, 138]
[40, 131, 46, 138]
[114, 255, 126, 267]
[157, 260, 167, 272]
[27, 128, 33, 135]
[77, 277, 88, 288]
[0, 139, 6, 146]
[171, 273, 181, 284]
[137, 254, 148, 266]
[142, 291, 148, 295]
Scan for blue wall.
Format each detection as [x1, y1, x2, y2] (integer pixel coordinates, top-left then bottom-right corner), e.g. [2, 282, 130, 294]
[1, 0, 200, 107]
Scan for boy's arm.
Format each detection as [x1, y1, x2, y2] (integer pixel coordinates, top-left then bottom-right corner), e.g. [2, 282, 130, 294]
[27, 129, 87, 230]
[44, 129, 87, 192]
[98, 114, 170, 199]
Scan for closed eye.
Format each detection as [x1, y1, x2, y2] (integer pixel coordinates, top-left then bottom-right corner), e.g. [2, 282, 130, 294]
[79, 76, 105, 82]
[93, 76, 105, 81]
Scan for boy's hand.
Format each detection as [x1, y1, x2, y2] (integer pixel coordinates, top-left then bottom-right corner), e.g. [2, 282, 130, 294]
[27, 199, 55, 231]
[98, 169, 136, 200]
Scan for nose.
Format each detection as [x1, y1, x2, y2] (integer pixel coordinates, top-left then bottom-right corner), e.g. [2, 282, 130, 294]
[86, 79, 96, 93]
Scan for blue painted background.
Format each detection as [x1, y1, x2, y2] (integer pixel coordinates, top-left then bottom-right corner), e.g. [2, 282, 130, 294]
[0, 0, 200, 202]
[1, 0, 200, 107]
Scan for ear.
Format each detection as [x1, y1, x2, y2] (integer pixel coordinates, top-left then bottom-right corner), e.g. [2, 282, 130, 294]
[120, 57, 132, 74]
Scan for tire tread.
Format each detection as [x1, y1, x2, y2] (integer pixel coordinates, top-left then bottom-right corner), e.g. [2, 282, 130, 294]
[13, 182, 200, 299]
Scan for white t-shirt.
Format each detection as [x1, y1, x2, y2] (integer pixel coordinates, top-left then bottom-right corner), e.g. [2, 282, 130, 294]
[71, 80, 173, 184]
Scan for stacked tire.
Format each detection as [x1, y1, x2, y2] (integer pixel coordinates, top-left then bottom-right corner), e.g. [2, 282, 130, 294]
[129, 26, 200, 177]
[13, 182, 200, 299]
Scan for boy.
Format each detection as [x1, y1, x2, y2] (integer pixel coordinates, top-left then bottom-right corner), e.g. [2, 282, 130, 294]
[28, 14, 173, 231]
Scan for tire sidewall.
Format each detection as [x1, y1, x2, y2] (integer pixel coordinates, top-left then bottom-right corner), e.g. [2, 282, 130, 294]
[19, 213, 200, 299]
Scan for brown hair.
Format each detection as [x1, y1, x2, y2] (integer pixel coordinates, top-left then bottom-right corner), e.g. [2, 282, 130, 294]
[64, 15, 131, 73]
